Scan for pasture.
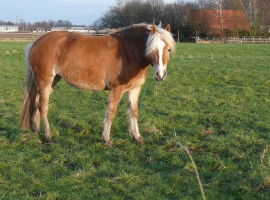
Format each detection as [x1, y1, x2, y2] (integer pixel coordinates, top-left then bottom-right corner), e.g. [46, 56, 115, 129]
[0, 42, 269, 199]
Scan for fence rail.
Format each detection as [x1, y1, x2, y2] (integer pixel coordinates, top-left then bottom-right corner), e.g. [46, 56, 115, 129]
[0, 33, 46, 41]
[227, 37, 270, 44]
[194, 37, 270, 44]
[1, 33, 270, 44]
[0, 32, 105, 42]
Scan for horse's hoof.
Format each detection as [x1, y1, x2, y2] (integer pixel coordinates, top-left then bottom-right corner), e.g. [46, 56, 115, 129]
[105, 140, 114, 147]
[135, 136, 145, 144]
[47, 137, 56, 144]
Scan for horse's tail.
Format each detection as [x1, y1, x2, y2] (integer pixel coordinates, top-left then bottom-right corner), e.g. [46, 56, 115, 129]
[20, 43, 40, 131]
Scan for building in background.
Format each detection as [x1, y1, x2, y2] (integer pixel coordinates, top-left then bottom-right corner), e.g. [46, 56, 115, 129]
[51, 26, 96, 33]
[190, 10, 250, 37]
[0, 25, 18, 32]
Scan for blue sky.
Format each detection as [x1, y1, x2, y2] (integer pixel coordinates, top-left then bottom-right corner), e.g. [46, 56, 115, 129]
[1, 0, 175, 25]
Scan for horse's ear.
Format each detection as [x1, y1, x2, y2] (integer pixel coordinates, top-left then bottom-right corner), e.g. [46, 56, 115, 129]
[151, 24, 157, 35]
[165, 24, 171, 32]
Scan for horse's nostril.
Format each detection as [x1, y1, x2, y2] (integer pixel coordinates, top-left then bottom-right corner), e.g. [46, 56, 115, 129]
[164, 71, 167, 77]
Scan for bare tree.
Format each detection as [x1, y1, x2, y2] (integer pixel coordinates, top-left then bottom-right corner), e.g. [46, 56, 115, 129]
[257, 0, 270, 36]
[198, 0, 216, 9]
[226, 0, 246, 36]
[18, 20, 27, 32]
[240, 0, 259, 35]
[214, 0, 226, 37]
[163, 1, 198, 34]
[146, 0, 165, 23]
[96, 0, 166, 28]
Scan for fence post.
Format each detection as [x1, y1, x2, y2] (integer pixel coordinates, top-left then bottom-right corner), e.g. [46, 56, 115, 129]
[178, 30, 180, 43]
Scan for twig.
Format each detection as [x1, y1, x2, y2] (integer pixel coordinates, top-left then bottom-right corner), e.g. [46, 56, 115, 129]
[216, 154, 226, 169]
[176, 141, 206, 200]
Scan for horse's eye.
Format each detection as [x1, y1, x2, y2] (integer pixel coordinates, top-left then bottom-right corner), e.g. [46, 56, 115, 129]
[168, 48, 171, 52]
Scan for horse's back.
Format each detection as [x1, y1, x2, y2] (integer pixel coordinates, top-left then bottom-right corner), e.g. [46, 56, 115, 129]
[31, 31, 114, 58]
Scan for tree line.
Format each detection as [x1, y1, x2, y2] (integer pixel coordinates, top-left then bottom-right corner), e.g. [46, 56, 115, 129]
[94, 0, 270, 37]
[1, 0, 269, 37]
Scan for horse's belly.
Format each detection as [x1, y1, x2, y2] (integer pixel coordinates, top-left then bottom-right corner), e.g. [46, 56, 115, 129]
[68, 79, 106, 91]
[61, 71, 107, 91]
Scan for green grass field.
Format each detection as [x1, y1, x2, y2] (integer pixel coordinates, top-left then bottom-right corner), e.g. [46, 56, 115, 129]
[0, 42, 269, 199]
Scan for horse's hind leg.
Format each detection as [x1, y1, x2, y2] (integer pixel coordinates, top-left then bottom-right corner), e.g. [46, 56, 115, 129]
[39, 75, 61, 143]
[31, 93, 40, 132]
[128, 86, 145, 144]
[39, 87, 54, 143]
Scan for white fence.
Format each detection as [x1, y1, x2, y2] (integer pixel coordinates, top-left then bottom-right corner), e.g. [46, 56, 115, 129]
[227, 37, 270, 44]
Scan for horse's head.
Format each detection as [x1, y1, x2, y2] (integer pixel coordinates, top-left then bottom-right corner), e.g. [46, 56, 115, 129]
[146, 24, 175, 81]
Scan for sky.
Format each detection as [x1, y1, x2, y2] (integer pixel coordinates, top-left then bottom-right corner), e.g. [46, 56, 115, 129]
[1, 0, 176, 25]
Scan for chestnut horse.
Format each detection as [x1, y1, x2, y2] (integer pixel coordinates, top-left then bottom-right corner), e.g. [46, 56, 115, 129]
[20, 23, 175, 146]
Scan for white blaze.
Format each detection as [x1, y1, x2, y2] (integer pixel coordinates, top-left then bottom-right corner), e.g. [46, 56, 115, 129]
[154, 41, 166, 79]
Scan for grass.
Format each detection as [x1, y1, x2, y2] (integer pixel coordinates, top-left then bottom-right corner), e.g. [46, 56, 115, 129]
[0, 42, 269, 199]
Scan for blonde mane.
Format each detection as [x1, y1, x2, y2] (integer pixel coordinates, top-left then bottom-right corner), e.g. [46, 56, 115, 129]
[111, 24, 175, 58]
[145, 25, 176, 58]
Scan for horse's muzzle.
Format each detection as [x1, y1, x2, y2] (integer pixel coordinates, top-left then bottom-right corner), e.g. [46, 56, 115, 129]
[155, 71, 167, 81]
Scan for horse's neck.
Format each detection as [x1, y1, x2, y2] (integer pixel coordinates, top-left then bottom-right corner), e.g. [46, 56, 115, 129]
[124, 29, 147, 44]
[123, 29, 148, 56]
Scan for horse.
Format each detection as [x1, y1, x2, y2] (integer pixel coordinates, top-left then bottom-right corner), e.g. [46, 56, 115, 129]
[20, 23, 176, 147]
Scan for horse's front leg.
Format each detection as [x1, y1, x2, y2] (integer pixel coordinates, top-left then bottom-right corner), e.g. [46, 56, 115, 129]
[128, 86, 145, 144]
[102, 88, 123, 147]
